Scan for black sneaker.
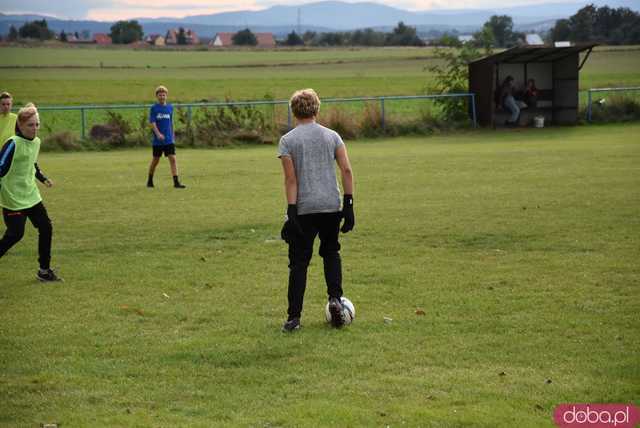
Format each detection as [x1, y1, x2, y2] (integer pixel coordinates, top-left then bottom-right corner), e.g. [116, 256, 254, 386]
[36, 269, 63, 283]
[282, 318, 300, 332]
[328, 297, 344, 328]
[174, 183, 186, 189]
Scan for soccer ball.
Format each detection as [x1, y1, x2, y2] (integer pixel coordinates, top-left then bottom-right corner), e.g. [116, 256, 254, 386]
[325, 297, 355, 325]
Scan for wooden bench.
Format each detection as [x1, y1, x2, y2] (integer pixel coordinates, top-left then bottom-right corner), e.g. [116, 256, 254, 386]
[494, 89, 554, 127]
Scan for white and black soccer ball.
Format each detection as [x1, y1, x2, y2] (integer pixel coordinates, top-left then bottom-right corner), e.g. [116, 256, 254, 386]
[325, 297, 355, 325]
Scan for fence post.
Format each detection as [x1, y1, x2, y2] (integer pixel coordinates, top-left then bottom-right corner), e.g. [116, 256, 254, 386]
[470, 94, 478, 128]
[287, 104, 292, 128]
[187, 105, 192, 124]
[81, 108, 86, 139]
[587, 90, 592, 122]
[380, 97, 385, 130]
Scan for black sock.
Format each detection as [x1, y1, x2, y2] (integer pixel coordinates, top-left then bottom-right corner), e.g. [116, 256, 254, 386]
[173, 175, 180, 185]
[147, 174, 154, 184]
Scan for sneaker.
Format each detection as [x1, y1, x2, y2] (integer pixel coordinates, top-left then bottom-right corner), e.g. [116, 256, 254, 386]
[174, 183, 186, 189]
[328, 297, 344, 328]
[282, 318, 300, 332]
[37, 269, 63, 282]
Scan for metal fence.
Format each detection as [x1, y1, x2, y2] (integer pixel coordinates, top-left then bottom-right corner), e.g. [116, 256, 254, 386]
[32, 93, 478, 139]
[586, 86, 640, 122]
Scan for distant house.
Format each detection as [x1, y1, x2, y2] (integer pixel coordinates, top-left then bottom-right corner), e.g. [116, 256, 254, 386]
[145, 34, 166, 46]
[93, 33, 112, 45]
[165, 28, 199, 45]
[256, 33, 276, 48]
[210, 32, 233, 47]
[210, 32, 276, 48]
[458, 35, 474, 44]
[68, 32, 93, 44]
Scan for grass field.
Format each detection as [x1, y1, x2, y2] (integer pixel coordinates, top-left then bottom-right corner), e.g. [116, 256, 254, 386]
[1, 123, 638, 426]
[2, 45, 640, 105]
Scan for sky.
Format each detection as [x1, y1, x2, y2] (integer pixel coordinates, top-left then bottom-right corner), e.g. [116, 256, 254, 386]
[1, 0, 589, 20]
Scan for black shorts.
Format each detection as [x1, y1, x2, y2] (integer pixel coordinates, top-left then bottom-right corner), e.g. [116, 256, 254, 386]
[152, 144, 176, 158]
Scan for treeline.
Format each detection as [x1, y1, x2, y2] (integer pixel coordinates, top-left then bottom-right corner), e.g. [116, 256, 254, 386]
[5, 20, 54, 41]
[550, 4, 640, 45]
[431, 15, 523, 49]
[282, 22, 424, 47]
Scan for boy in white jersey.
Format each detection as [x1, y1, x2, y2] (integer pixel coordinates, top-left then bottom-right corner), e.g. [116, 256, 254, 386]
[278, 89, 355, 332]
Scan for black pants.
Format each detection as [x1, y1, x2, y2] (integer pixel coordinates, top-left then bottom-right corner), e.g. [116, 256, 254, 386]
[287, 212, 343, 319]
[0, 202, 53, 270]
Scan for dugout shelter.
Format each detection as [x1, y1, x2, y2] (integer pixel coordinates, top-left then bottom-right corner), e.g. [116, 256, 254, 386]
[469, 44, 597, 127]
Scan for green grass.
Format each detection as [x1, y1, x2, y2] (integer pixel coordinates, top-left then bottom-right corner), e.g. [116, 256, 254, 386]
[0, 46, 438, 105]
[1, 123, 638, 426]
[2, 45, 640, 106]
[3, 44, 638, 139]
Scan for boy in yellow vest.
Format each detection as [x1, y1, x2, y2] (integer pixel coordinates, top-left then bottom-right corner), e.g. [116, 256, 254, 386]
[0, 103, 62, 282]
[0, 92, 17, 144]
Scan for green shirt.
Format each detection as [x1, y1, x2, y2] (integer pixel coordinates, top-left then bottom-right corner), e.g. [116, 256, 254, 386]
[0, 135, 42, 210]
[0, 112, 17, 145]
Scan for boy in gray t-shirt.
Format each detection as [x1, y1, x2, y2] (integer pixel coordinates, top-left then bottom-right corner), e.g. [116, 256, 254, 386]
[278, 88, 355, 332]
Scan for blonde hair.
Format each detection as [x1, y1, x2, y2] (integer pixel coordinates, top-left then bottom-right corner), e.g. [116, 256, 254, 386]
[155, 85, 168, 95]
[17, 103, 39, 126]
[0, 92, 12, 100]
[290, 89, 320, 119]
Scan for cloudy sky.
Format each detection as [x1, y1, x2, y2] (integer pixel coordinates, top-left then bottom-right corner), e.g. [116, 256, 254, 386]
[2, 0, 586, 20]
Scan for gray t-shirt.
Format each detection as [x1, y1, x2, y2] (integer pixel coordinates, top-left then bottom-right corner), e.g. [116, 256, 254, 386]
[278, 122, 345, 215]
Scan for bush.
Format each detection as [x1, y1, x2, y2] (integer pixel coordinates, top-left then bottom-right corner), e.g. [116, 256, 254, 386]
[128, 112, 151, 147]
[175, 107, 195, 146]
[194, 102, 272, 146]
[360, 102, 384, 138]
[89, 111, 139, 148]
[89, 124, 122, 147]
[318, 108, 359, 140]
[428, 43, 491, 122]
[38, 99, 484, 152]
[43, 131, 81, 151]
[589, 95, 640, 122]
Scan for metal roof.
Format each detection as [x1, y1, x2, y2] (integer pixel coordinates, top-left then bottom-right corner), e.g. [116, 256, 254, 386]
[470, 44, 598, 64]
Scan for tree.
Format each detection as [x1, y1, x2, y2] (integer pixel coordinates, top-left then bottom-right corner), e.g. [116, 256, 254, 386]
[429, 43, 491, 121]
[18, 19, 54, 40]
[611, 13, 640, 44]
[8, 25, 18, 42]
[435, 33, 462, 47]
[317, 32, 347, 46]
[483, 15, 515, 47]
[302, 31, 316, 44]
[570, 5, 596, 42]
[285, 31, 304, 46]
[109, 20, 143, 44]
[471, 25, 495, 50]
[60, 30, 68, 42]
[351, 28, 386, 46]
[232, 28, 258, 46]
[552, 4, 639, 44]
[386, 21, 424, 46]
[550, 19, 571, 42]
[177, 27, 187, 45]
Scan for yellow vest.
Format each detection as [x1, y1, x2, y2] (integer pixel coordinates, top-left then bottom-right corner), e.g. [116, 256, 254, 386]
[0, 135, 42, 210]
[0, 113, 17, 146]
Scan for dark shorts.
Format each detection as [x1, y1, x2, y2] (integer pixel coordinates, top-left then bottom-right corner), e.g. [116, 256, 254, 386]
[152, 144, 176, 158]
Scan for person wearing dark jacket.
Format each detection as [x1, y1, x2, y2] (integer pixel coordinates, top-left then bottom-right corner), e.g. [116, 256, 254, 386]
[0, 103, 62, 282]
